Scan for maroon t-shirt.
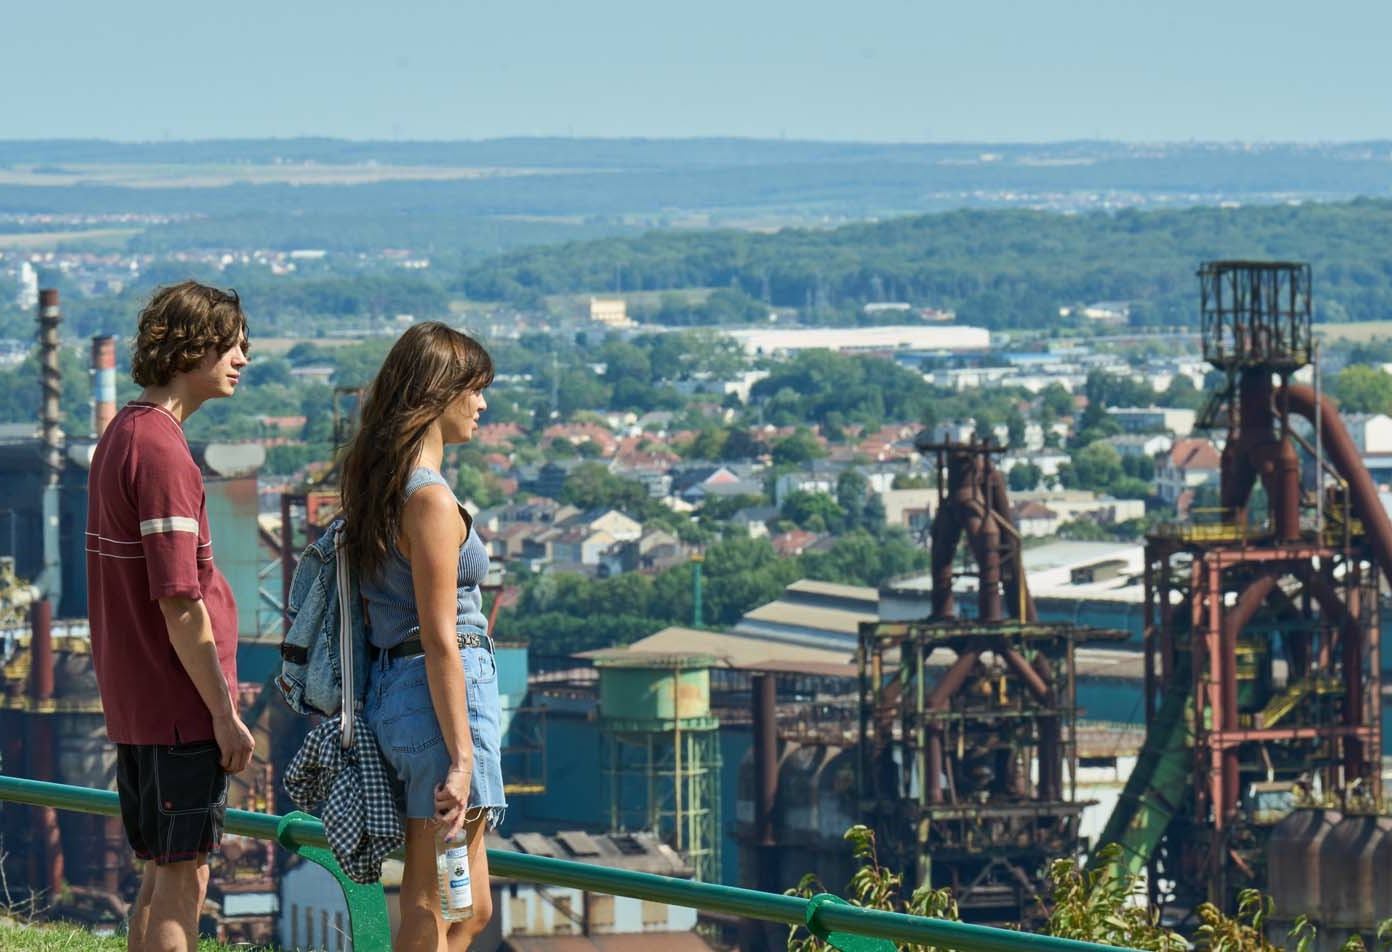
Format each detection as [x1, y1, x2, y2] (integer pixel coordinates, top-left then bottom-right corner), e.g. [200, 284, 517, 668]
[86, 402, 239, 745]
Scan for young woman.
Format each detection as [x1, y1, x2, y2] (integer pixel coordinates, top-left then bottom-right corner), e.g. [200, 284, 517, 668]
[339, 322, 504, 951]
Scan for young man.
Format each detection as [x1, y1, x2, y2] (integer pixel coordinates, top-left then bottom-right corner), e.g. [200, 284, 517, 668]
[86, 281, 256, 952]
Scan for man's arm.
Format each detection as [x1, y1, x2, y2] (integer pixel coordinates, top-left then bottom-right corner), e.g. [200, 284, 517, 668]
[158, 596, 255, 773]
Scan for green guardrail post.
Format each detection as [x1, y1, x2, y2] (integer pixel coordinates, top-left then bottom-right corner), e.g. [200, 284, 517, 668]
[274, 811, 391, 950]
[807, 893, 897, 952]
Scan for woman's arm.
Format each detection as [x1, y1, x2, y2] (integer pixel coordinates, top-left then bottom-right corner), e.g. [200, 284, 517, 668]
[401, 484, 473, 828]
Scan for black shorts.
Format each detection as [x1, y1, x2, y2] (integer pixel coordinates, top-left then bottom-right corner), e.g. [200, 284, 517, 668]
[116, 741, 227, 865]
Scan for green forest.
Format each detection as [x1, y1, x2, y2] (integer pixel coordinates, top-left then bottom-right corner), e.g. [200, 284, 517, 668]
[457, 200, 1392, 328]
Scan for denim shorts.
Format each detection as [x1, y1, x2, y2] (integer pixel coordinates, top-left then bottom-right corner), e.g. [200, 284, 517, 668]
[363, 629, 507, 829]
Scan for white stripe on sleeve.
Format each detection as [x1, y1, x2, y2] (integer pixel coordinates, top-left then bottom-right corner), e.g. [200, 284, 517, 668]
[139, 516, 200, 536]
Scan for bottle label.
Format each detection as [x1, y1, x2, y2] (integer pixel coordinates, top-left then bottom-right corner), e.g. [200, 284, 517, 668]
[445, 843, 472, 907]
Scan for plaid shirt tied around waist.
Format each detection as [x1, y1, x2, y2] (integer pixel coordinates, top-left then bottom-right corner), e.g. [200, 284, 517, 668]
[284, 713, 404, 884]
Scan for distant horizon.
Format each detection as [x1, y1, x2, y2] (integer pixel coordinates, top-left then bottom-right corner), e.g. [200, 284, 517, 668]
[3, 135, 1392, 149]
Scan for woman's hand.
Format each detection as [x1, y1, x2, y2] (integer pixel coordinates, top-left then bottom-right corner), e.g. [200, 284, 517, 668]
[434, 762, 473, 841]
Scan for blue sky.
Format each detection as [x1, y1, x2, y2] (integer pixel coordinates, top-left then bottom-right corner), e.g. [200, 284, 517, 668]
[3, 0, 1390, 143]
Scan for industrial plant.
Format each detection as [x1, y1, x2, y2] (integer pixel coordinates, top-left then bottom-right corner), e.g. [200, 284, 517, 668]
[0, 261, 1389, 949]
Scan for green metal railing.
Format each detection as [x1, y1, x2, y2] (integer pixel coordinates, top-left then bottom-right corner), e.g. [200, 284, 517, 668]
[0, 775, 1137, 952]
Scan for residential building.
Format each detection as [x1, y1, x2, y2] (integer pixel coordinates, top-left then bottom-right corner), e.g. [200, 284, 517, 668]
[726, 324, 990, 358]
[879, 489, 936, 535]
[1013, 500, 1061, 538]
[1106, 406, 1197, 437]
[1155, 437, 1222, 506]
[589, 297, 633, 327]
[563, 508, 642, 543]
[1102, 433, 1173, 460]
[1342, 413, 1392, 454]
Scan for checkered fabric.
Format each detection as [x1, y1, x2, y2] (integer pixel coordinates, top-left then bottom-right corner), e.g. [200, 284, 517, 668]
[284, 713, 404, 884]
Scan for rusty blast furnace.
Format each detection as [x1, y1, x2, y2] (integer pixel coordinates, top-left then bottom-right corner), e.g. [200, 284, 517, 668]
[859, 438, 1123, 923]
[1097, 261, 1385, 917]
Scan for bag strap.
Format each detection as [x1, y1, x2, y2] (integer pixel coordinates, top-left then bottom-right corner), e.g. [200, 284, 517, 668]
[335, 528, 356, 750]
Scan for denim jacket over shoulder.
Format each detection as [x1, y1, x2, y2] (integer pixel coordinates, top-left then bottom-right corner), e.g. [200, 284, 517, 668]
[279, 519, 370, 718]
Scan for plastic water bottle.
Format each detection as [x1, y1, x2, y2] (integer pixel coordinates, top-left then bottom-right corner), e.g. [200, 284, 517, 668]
[436, 825, 474, 921]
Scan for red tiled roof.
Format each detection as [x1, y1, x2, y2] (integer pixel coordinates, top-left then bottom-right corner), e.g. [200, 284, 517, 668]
[1169, 437, 1221, 471]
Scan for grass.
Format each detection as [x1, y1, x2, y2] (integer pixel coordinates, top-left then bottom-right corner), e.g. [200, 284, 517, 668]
[0, 917, 264, 951]
[1315, 320, 1392, 343]
[0, 228, 143, 250]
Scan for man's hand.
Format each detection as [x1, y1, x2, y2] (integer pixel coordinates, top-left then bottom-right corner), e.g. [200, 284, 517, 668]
[213, 712, 256, 773]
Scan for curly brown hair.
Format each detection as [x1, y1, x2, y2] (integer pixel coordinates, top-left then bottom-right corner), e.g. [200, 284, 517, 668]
[339, 322, 494, 581]
[130, 281, 249, 387]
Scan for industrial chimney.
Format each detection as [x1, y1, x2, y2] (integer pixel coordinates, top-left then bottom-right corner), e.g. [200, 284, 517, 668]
[90, 335, 116, 439]
[36, 290, 62, 607]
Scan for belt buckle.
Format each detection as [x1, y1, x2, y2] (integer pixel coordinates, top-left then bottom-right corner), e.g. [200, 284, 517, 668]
[456, 630, 490, 652]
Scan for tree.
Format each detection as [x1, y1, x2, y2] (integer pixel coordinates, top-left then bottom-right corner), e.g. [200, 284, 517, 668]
[1040, 382, 1075, 420]
[683, 425, 729, 461]
[800, 529, 928, 587]
[1008, 462, 1043, 492]
[771, 428, 827, 465]
[835, 470, 871, 530]
[1162, 373, 1205, 411]
[1332, 365, 1392, 415]
[781, 490, 845, 533]
[1068, 442, 1124, 493]
[243, 357, 294, 388]
[720, 427, 766, 462]
[559, 462, 649, 513]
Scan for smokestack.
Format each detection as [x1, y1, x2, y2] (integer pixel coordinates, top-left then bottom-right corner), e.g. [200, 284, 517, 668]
[742, 673, 781, 952]
[37, 290, 63, 607]
[30, 598, 54, 701]
[90, 335, 116, 438]
[752, 673, 779, 873]
[28, 598, 64, 898]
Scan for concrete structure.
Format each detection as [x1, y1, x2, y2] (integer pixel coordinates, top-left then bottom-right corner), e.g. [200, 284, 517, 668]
[589, 298, 633, 327]
[1106, 406, 1197, 437]
[1342, 413, 1392, 454]
[726, 324, 989, 358]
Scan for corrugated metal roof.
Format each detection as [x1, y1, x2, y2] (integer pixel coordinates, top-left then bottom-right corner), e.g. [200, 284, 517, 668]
[739, 601, 874, 635]
[785, 578, 878, 603]
[621, 627, 854, 671]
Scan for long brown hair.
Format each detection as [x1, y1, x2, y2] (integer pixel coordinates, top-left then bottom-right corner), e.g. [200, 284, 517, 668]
[339, 322, 494, 580]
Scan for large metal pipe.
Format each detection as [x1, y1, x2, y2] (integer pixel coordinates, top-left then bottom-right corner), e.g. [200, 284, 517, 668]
[27, 598, 63, 898]
[925, 651, 980, 804]
[1000, 645, 1050, 703]
[929, 509, 962, 620]
[1298, 568, 1370, 782]
[1223, 370, 1302, 540]
[30, 598, 53, 701]
[743, 672, 780, 950]
[1283, 385, 1392, 590]
[751, 674, 778, 852]
[974, 510, 1002, 622]
[987, 472, 1037, 623]
[37, 290, 63, 607]
[90, 335, 116, 439]
[1033, 654, 1062, 802]
[1219, 573, 1281, 820]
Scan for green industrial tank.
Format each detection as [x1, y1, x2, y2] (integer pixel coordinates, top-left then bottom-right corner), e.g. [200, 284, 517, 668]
[594, 653, 718, 729]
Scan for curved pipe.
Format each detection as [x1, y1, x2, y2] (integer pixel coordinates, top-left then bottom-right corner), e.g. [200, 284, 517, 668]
[1296, 567, 1369, 781]
[1213, 572, 1282, 821]
[1283, 384, 1392, 590]
[987, 468, 1037, 622]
